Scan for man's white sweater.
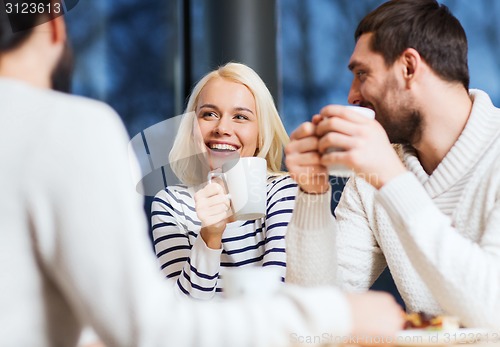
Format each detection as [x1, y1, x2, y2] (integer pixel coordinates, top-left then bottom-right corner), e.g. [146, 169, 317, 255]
[0, 78, 352, 347]
[286, 89, 500, 329]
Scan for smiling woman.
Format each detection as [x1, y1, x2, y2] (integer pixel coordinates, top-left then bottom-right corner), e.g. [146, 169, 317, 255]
[195, 76, 259, 170]
[150, 62, 297, 299]
[169, 62, 289, 186]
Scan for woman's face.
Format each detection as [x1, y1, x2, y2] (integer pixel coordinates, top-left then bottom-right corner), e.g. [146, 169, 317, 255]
[195, 77, 259, 170]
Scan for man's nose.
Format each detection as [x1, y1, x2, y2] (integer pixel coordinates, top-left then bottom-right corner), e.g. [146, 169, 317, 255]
[347, 79, 361, 105]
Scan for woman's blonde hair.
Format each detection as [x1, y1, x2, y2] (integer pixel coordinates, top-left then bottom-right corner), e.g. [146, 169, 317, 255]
[169, 62, 289, 186]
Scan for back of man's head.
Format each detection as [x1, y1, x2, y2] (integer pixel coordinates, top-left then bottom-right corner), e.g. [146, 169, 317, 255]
[0, 0, 60, 52]
[355, 0, 470, 90]
[1, 1, 72, 92]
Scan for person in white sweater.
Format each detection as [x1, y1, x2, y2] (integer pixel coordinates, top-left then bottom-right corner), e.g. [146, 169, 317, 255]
[0, 3, 404, 346]
[285, 0, 500, 330]
[152, 63, 297, 299]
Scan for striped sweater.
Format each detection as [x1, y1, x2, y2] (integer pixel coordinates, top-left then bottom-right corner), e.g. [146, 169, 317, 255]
[152, 175, 297, 299]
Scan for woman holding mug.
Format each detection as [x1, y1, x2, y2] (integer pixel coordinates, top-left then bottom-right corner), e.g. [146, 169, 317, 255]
[151, 62, 297, 299]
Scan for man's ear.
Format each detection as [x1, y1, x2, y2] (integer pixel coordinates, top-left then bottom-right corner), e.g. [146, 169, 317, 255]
[50, 15, 67, 45]
[400, 48, 421, 85]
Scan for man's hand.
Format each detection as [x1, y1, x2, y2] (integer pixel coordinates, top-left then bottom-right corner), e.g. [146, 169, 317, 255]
[316, 105, 406, 189]
[285, 121, 330, 194]
[346, 291, 405, 344]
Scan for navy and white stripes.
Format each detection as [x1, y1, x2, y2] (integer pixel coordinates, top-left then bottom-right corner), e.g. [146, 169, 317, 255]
[151, 175, 297, 299]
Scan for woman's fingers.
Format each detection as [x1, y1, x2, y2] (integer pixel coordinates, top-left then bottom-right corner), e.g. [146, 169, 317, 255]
[195, 182, 232, 228]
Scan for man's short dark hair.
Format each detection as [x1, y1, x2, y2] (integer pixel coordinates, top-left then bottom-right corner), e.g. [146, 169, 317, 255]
[0, 0, 57, 52]
[355, 0, 470, 90]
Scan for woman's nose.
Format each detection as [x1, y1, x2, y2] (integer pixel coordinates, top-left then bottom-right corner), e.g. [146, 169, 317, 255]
[213, 116, 233, 135]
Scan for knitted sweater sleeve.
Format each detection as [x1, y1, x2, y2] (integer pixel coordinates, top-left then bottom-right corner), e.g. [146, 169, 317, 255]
[377, 172, 500, 329]
[286, 188, 338, 286]
[335, 178, 387, 291]
[286, 179, 386, 289]
[152, 189, 222, 300]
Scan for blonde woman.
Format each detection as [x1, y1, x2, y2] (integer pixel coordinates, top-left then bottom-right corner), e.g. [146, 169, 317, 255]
[151, 62, 297, 299]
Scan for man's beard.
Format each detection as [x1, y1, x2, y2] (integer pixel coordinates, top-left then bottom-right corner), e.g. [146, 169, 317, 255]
[378, 106, 423, 145]
[372, 78, 424, 145]
[51, 42, 74, 93]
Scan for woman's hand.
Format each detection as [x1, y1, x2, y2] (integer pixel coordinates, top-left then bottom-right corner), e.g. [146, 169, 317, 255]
[194, 181, 231, 249]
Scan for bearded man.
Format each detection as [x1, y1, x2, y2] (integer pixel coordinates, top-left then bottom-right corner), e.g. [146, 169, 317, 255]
[285, 0, 500, 330]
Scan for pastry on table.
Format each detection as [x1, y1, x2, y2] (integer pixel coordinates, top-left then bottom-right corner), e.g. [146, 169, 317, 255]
[404, 312, 460, 331]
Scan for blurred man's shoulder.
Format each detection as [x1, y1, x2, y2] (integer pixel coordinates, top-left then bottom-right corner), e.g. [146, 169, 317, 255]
[47, 90, 121, 125]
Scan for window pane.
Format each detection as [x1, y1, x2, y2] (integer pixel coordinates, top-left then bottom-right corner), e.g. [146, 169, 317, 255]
[278, 0, 500, 133]
[65, 0, 179, 136]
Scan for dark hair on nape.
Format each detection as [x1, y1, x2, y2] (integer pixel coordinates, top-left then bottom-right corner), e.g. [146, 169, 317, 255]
[355, 0, 470, 90]
[1, 1, 73, 93]
[0, 0, 56, 52]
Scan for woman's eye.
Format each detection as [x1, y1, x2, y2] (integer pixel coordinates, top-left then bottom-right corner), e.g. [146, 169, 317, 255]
[234, 114, 249, 120]
[202, 111, 218, 119]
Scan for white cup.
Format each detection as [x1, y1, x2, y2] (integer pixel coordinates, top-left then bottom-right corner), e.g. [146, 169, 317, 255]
[326, 106, 375, 177]
[208, 157, 267, 220]
[222, 267, 282, 299]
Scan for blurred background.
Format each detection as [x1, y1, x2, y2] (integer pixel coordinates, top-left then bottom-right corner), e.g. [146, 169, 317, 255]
[65, 0, 500, 136]
[63, 0, 500, 304]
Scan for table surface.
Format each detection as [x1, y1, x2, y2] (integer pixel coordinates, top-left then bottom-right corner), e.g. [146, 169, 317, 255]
[334, 329, 500, 347]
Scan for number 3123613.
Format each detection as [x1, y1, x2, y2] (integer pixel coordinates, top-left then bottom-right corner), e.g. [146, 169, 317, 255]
[5, 2, 62, 15]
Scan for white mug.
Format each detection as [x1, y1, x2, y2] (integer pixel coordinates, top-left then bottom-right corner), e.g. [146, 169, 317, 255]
[326, 106, 375, 177]
[208, 157, 267, 220]
[222, 267, 282, 299]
